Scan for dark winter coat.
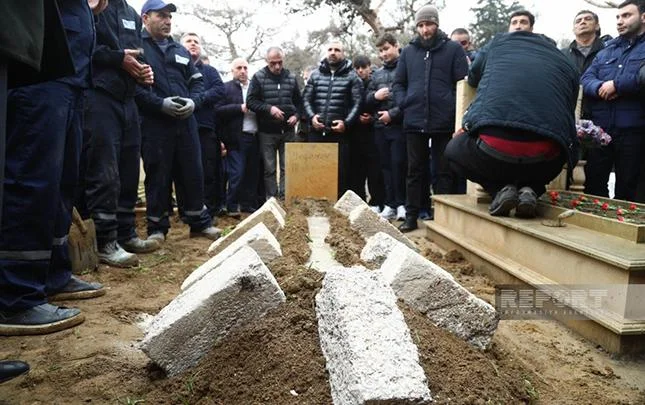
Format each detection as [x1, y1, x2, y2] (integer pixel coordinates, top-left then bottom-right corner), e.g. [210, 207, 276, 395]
[463, 31, 580, 169]
[393, 31, 469, 134]
[366, 58, 402, 129]
[302, 58, 363, 128]
[193, 59, 225, 131]
[247, 66, 303, 133]
[215, 80, 245, 149]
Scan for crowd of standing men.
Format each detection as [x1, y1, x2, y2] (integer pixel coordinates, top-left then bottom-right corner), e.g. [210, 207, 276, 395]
[0, 0, 644, 352]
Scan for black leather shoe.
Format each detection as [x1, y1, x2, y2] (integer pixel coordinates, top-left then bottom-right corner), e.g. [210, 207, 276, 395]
[120, 236, 161, 254]
[0, 360, 30, 383]
[516, 186, 538, 218]
[398, 217, 418, 233]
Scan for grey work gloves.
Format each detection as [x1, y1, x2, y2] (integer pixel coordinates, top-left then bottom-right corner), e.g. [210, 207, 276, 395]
[160, 96, 195, 119]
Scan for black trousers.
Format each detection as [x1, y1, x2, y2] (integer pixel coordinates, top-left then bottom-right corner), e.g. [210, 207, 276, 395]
[584, 128, 645, 202]
[349, 128, 384, 206]
[198, 127, 222, 216]
[444, 132, 565, 198]
[405, 131, 455, 218]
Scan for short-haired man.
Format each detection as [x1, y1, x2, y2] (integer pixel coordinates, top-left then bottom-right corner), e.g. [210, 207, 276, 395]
[367, 34, 407, 221]
[247, 47, 303, 200]
[303, 40, 363, 197]
[451, 28, 477, 62]
[561, 10, 605, 76]
[509, 10, 535, 32]
[349, 55, 385, 214]
[581, 0, 645, 201]
[136, 0, 221, 241]
[216, 58, 260, 217]
[393, 5, 469, 231]
[445, 31, 579, 218]
[181, 32, 225, 217]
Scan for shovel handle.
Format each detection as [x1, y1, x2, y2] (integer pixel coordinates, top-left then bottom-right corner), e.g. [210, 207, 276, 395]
[72, 207, 88, 234]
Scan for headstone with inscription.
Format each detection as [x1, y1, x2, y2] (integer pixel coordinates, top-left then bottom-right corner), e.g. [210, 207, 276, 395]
[285, 143, 338, 203]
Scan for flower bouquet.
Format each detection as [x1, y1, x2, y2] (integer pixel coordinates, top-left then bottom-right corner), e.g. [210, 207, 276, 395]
[576, 120, 612, 148]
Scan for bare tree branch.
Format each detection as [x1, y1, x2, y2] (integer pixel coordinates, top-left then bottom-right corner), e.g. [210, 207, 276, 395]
[582, 0, 618, 8]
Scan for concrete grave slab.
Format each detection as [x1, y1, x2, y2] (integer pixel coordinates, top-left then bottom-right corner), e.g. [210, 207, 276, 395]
[360, 231, 405, 267]
[141, 246, 286, 376]
[333, 190, 366, 217]
[285, 142, 339, 204]
[348, 205, 417, 251]
[208, 199, 285, 256]
[265, 197, 286, 219]
[379, 244, 499, 350]
[182, 222, 282, 291]
[316, 267, 432, 405]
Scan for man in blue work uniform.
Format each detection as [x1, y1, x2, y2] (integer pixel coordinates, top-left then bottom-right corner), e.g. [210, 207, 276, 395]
[0, 0, 106, 335]
[181, 33, 226, 217]
[79, 0, 160, 269]
[136, 0, 221, 242]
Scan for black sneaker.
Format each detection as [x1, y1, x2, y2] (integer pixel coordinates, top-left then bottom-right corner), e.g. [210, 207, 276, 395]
[516, 186, 538, 218]
[489, 185, 518, 217]
[0, 303, 84, 336]
[398, 217, 418, 233]
[0, 360, 30, 383]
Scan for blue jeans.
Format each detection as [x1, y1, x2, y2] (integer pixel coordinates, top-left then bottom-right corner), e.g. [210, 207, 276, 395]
[226, 132, 259, 211]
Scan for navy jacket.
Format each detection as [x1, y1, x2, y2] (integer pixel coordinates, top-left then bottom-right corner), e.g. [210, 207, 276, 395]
[247, 66, 303, 134]
[194, 59, 225, 131]
[135, 30, 204, 119]
[303, 59, 363, 127]
[463, 32, 579, 169]
[366, 58, 402, 129]
[92, 0, 141, 100]
[215, 80, 245, 149]
[57, 0, 95, 89]
[393, 31, 468, 134]
[581, 33, 645, 130]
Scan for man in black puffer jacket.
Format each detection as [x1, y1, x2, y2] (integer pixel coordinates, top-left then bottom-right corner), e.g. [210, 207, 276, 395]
[247, 47, 303, 199]
[393, 5, 469, 232]
[303, 40, 363, 197]
[445, 31, 579, 218]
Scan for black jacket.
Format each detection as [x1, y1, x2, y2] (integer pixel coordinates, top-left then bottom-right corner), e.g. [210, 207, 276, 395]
[303, 58, 363, 128]
[560, 37, 605, 76]
[366, 58, 402, 128]
[247, 66, 303, 133]
[215, 80, 245, 149]
[393, 31, 469, 134]
[92, 0, 142, 101]
[464, 32, 579, 169]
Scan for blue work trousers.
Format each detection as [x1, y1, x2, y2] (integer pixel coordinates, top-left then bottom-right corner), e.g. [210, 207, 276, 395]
[0, 82, 82, 310]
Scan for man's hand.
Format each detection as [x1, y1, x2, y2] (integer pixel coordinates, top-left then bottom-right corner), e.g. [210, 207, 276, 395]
[331, 120, 346, 133]
[220, 142, 227, 157]
[176, 98, 195, 119]
[161, 97, 182, 117]
[88, 0, 108, 15]
[138, 65, 154, 85]
[122, 50, 145, 80]
[241, 104, 248, 113]
[312, 114, 325, 130]
[452, 127, 465, 138]
[287, 115, 298, 127]
[270, 106, 285, 121]
[374, 87, 390, 101]
[359, 113, 372, 125]
[598, 80, 617, 100]
[377, 110, 391, 125]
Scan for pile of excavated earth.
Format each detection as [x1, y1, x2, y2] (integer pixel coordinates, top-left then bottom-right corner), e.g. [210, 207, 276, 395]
[136, 192, 535, 404]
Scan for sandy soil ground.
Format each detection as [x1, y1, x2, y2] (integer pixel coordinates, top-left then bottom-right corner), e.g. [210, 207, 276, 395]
[1, 201, 643, 404]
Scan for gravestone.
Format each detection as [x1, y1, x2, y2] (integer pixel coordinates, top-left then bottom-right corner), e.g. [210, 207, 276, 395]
[285, 143, 338, 204]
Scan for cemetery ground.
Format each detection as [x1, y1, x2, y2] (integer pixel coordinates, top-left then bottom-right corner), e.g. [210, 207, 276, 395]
[1, 200, 644, 405]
